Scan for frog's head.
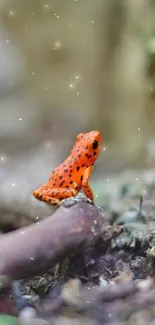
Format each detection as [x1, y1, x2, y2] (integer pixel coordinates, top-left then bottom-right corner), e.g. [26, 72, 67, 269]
[86, 130, 102, 158]
[75, 130, 102, 163]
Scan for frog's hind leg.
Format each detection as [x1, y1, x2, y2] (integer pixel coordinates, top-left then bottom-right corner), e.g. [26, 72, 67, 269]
[33, 187, 78, 206]
[33, 189, 60, 206]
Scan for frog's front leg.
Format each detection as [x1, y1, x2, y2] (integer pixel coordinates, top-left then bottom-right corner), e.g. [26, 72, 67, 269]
[33, 187, 78, 206]
[82, 166, 94, 202]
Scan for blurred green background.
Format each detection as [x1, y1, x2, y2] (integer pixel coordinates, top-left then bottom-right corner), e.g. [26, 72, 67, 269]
[1, 0, 155, 220]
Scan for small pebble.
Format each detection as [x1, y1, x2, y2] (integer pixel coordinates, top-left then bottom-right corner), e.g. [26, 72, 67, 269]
[136, 277, 153, 292]
[99, 276, 108, 288]
[61, 278, 82, 305]
[19, 307, 36, 321]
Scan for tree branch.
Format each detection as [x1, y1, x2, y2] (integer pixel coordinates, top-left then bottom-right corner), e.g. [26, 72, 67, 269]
[0, 200, 123, 280]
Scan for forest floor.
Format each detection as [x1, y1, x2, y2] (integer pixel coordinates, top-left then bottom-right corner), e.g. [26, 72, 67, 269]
[1, 168, 155, 325]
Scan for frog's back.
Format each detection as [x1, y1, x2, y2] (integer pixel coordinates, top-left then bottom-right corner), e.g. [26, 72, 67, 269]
[47, 154, 84, 190]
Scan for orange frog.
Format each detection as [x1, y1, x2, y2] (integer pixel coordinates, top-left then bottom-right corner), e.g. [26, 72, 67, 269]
[33, 130, 102, 205]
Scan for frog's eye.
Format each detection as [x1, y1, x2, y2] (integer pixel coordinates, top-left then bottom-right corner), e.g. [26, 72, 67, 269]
[92, 140, 98, 150]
